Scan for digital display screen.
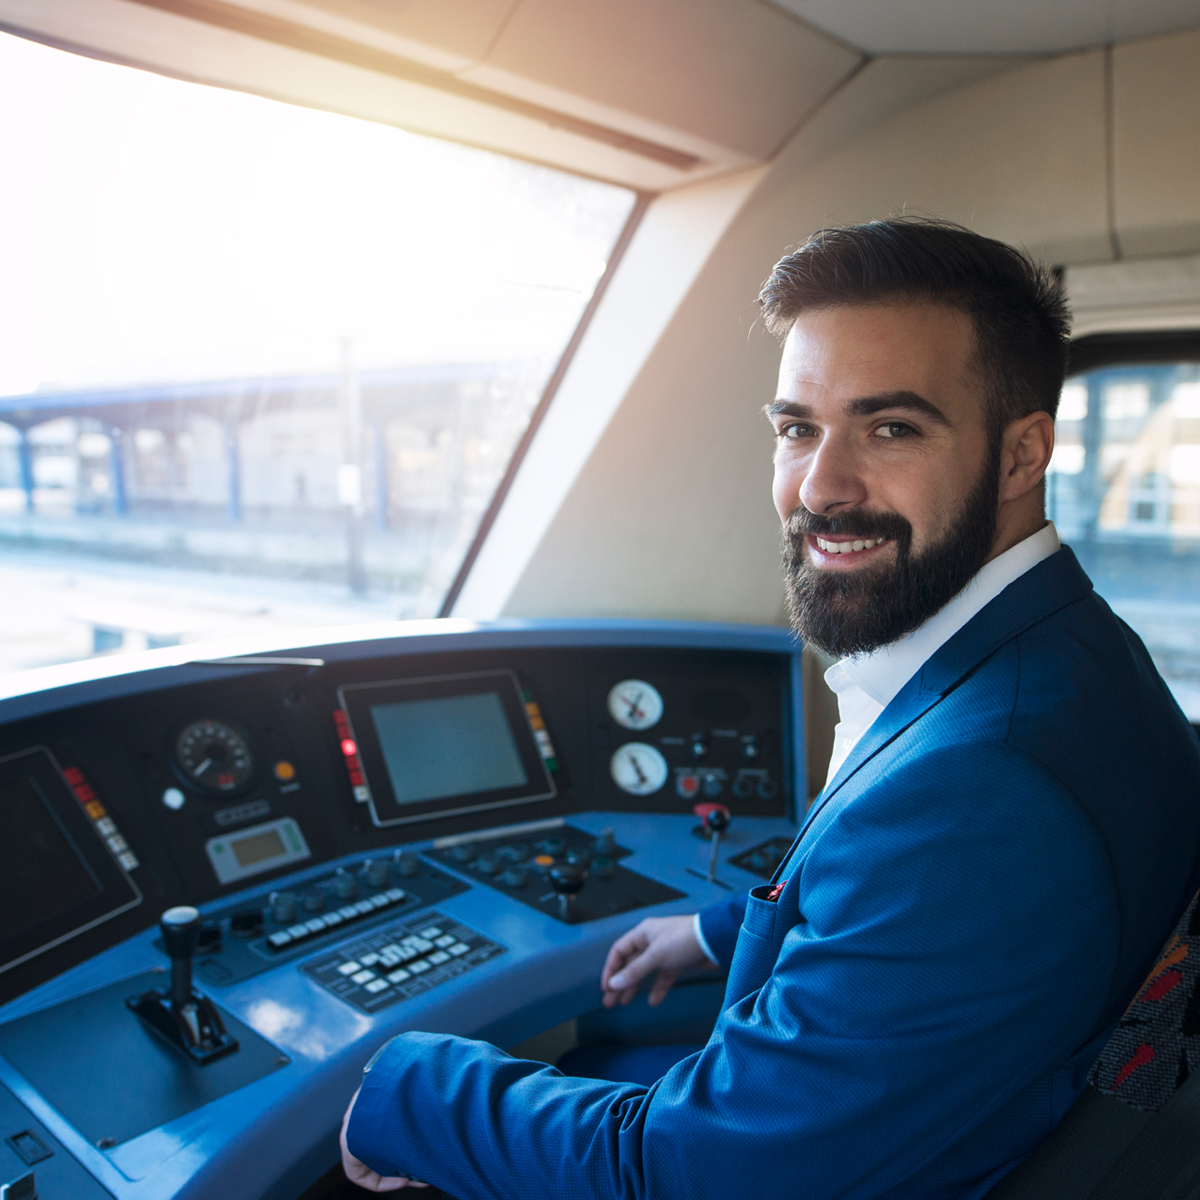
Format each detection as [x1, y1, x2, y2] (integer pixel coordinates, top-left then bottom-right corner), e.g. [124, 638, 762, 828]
[0, 776, 101, 945]
[370, 691, 529, 806]
[231, 828, 287, 868]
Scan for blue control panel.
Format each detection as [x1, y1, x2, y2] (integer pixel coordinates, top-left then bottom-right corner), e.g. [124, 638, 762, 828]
[0, 621, 802, 1200]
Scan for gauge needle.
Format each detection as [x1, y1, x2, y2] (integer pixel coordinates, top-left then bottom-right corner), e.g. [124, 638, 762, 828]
[625, 692, 645, 721]
[629, 755, 647, 785]
[193, 757, 213, 777]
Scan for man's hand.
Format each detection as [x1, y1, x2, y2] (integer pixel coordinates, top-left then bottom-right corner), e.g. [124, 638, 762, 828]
[600, 914, 710, 1007]
[341, 1087, 428, 1192]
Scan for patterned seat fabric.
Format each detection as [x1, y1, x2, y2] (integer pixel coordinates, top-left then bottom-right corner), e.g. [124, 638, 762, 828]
[1090, 888, 1200, 1112]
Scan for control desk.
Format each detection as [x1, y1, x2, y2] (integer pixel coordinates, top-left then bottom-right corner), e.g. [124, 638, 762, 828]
[0, 620, 802, 1200]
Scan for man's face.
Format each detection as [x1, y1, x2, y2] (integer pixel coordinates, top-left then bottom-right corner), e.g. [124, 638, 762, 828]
[768, 302, 1000, 657]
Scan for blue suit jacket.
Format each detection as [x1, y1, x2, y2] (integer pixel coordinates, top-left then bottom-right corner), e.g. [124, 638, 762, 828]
[349, 548, 1200, 1199]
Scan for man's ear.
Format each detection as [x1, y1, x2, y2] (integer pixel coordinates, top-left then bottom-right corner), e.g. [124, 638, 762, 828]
[999, 411, 1055, 504]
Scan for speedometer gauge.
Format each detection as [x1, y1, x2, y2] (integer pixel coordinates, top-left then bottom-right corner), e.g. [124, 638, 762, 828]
[607, 680, 663, 730]
[610, 743, 669, 795]
[174, 718, 257, 795]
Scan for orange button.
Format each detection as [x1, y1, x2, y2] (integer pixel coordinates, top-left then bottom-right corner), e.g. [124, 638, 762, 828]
[534, 854, 555, 866]
[274, 760, 296, 782]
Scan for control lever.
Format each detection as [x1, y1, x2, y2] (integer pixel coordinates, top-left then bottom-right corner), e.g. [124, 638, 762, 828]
[127, 907, 240, 1065]
[704, 807, 729, 881]
[548, 864, 587, 923]
[686, 803, 733, 890]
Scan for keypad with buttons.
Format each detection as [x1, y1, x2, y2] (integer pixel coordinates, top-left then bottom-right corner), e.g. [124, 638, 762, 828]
[303, 912, 505, 1013]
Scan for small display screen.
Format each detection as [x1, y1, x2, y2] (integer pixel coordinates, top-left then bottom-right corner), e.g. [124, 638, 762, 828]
[370, 691, 529, 806]
[0, 776, 101, 944]
[231, 828, 287, 868]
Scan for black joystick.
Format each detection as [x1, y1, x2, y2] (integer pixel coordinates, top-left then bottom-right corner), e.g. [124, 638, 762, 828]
[549, 864, 587, 923]
[126, 907, 239, 1065]
[686, 803, 733, 890]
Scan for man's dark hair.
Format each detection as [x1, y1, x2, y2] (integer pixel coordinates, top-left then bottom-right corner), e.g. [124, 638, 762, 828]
[758, 218, 1071, 442]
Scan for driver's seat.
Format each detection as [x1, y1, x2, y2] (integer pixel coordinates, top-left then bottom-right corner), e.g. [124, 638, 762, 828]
[990, 888, 1200, 1199]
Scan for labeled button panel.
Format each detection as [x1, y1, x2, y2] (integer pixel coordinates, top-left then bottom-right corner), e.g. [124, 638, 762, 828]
[303, 911, 505, 1014]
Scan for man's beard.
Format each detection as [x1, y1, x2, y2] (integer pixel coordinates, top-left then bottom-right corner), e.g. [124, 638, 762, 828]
[782, 455, 1001, 658]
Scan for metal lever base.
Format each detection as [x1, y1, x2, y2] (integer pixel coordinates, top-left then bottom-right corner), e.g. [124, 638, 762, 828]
[126, 989, 240, 1065]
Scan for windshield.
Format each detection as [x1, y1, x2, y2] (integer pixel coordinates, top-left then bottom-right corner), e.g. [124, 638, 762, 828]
[1052, 363, 1200, 721]
[0, 32, 635, 676]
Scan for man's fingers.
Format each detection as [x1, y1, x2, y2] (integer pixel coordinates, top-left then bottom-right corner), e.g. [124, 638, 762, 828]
[605, 945, 659, 994]
[647, 970, 680, 1007]
[600, 928, 648, 990]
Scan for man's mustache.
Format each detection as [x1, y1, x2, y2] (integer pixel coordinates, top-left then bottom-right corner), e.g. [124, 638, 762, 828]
[783, 506, 913, 549]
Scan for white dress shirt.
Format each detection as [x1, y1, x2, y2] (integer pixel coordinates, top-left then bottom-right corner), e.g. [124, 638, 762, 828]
[823, 521, 1061, 787]
[692, 521, 1061, 967]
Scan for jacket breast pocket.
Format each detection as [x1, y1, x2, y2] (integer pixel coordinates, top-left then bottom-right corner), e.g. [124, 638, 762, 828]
[722, 882, 801, 1012]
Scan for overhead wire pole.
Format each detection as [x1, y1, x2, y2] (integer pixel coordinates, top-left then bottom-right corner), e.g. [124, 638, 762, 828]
[339, 336, 367, 594]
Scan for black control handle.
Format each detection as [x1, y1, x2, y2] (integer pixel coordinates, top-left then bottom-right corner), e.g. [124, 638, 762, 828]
[549, 864, 587, 923]
[161, 906, 201, 1008]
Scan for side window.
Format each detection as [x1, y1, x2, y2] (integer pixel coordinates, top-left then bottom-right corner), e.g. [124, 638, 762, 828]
[1050, 360, 1200, 725]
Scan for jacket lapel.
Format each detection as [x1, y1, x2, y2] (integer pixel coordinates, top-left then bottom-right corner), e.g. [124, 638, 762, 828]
[794, 546, 1094, 841]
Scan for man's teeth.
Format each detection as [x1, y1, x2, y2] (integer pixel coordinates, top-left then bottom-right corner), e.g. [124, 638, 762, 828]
[816, 536, 886, 554]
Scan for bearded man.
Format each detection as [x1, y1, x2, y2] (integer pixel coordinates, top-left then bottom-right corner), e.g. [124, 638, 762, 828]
[340, 219, 1200, 1199]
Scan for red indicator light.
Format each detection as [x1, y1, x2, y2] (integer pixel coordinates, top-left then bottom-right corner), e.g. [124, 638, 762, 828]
[341, 738, 357, 757]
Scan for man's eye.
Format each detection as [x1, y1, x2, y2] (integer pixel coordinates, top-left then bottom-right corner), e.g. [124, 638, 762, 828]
[877, 421, 915, 439]
[779, 423, 814, 439]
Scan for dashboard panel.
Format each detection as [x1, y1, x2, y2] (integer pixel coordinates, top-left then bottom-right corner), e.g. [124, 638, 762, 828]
[0, 620, 802, 1200]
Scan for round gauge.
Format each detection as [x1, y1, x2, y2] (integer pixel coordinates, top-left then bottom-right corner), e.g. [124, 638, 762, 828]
[173, 719, 257, 795]
[607, 680, 664, 731]
[610, 742, 669, 796]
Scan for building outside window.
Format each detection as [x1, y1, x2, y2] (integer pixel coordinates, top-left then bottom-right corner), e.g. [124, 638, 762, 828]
[0, 32, 636, 674]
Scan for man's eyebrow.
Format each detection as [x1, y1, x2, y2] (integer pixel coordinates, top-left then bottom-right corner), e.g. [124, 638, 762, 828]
[846, 390, 951, 426]
[763, 391, 951, 427]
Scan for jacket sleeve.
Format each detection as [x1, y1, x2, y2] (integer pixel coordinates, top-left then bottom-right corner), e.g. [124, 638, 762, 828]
[347, 743, 1119, 1200]
[697, 892, 748, 967]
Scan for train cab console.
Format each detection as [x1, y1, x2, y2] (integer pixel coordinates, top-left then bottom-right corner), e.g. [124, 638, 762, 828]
[0, 620, 802, 1200]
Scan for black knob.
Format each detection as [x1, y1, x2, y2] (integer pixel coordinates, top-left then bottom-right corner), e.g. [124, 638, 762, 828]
[690, 735, 709, 759]
[537, 836, 567, 857]
[594, 828, 617, 856]
[549, 864, 587, 923]
[270, 891, 298, 924]
[364, 859, 389, 888]
[230, 909, 264, 938]
[161, 906, 201, 958]
[501, 866, 529, 888]
[333, 870, 357, 901]
[706, 807, 730, 835]
[742, 739, 760, 759]
[592, 856, 616, 880]
[451, 843, 475, 862]
[565, 847, 591, 867]
[732, 776, 755, 799]
[476, 852, 502, 876]
[393, 851, 419, 879]
[302, 890, 325, 913]
[498, 843, 529, 863]
[549, 864, 587, 895]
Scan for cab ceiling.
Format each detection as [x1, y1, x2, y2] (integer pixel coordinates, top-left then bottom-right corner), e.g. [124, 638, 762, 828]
[5, 0, 1197, 193]
[767, 0, 1200, 55]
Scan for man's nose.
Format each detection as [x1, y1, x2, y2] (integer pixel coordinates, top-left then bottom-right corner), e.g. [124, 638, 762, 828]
[797, 437, 868, 515]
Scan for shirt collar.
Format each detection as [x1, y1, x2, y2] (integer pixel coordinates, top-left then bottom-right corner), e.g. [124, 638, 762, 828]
[827, 522, 1061, 710]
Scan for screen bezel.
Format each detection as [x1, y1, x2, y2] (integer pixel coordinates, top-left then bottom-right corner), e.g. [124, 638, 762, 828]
[337, 670, 556, 828]
[0, 746, 142, 977]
